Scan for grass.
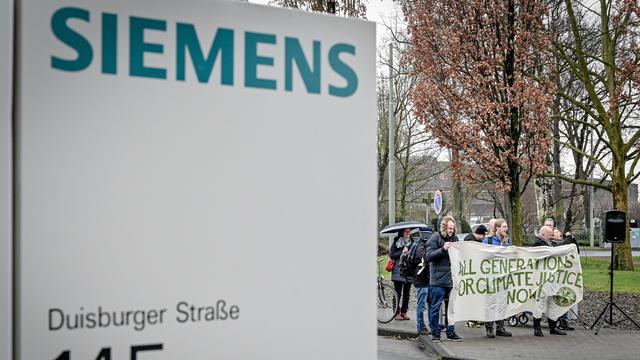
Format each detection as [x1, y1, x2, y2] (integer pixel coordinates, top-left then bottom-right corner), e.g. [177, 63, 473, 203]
[378, 255, 640, 294]
[580, 256, 640, 294]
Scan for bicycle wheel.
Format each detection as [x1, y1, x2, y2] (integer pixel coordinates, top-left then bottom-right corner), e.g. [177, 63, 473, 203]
[508, 316, 518, 327]
[377, 283, 399, 323]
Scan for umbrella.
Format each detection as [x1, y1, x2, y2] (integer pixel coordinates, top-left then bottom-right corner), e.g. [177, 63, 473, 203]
[379, 221, 432, 235]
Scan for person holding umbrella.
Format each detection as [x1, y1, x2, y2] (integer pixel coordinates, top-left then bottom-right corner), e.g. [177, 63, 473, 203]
[389, 228, 414, 320]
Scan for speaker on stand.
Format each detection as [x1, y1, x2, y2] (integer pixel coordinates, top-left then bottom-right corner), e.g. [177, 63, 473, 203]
[590, 210, 640, 334]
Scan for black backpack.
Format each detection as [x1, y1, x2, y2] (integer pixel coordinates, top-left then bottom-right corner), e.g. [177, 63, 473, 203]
[399, 233, 430, 277]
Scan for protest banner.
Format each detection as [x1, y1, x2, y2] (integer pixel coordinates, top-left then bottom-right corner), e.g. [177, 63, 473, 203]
[448, 242, 582, 323]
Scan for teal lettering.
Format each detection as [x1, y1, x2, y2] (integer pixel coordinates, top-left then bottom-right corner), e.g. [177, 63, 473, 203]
[284, 37, 320, 93]
[245, 32, 276, 89]
[101, 13, 117, 74]
[176, 24, 234, 84]
[328, 43, 357, 97]
[51, 7, 93, 71]
[130, 16, 167, 79]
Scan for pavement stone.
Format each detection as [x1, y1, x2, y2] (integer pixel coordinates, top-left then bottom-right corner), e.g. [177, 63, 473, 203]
[379, 316, 640, 360]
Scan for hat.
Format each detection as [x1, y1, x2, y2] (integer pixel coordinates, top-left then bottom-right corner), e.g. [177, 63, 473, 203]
[474, 224, 488, 235]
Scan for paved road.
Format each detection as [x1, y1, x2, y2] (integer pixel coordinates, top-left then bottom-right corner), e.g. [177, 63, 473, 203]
[378, 336, 437, 360]
[580, 249, 640, 257]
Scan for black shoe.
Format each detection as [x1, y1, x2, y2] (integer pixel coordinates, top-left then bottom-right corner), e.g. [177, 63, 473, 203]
[446, 333, 462, 342]
[559, 319, 575, 331]
[550, 328, 567, 335]
[486, 327, 495, 338]
[431, 334, 441, 343]
[496, 328, 512, 337]
[418, 328, 430, 336]
[533, 318, 543, 337]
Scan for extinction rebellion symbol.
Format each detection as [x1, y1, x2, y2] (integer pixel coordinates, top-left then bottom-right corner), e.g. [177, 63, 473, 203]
[553, 287, 577, 307]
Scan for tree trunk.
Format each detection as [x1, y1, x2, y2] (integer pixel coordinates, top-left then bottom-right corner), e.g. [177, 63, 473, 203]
[452, 149, 463, 233]
[509, 181, 524, 246]
[553, 114, 563, 229]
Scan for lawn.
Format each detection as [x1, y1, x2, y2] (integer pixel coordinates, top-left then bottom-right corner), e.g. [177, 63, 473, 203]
[377, 255, 640, 294]
[580, 256, 640, 294]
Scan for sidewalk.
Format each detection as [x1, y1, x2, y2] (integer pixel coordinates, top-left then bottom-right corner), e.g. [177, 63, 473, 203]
[379, 317, 639, 360]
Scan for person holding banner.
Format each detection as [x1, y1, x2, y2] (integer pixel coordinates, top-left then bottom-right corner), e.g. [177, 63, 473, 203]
[481, 219, 513, 338]
[390, 229, 414, 320]
[532, 226, 570, 336]
[426, 215, 462, 343]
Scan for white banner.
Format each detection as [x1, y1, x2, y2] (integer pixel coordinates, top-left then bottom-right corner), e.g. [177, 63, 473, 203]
[448, 242, 583, 323]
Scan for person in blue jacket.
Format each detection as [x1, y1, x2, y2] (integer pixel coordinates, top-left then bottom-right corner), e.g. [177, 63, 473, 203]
[481, 218, 513, 338]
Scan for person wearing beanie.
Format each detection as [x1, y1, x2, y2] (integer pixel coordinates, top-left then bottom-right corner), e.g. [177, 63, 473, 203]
[463, 224, 488, 242]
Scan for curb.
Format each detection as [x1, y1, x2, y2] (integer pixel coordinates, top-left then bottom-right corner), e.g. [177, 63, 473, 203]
[378, 326, 474, 360]
[415, 334, 475, 360]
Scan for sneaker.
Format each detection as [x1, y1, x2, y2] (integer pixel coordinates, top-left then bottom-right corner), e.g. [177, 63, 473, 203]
[496, 328, 512, 337]
[400, 312, 411, 320]
[394, 314, 404, 321]
[431, 334, 441, 343]
[417, 328, 430, 336]
[446, 333, 462, 342]
[486, 327, 495, 338]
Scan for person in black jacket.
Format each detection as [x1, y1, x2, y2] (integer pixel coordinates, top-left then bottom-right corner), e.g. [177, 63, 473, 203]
[413, 231, 431, 335]
[532, 225, 572, 337]
[426, 215, 462, 343]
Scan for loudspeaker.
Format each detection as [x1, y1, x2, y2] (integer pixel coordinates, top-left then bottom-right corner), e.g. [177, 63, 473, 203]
[604, 210, 626, 243]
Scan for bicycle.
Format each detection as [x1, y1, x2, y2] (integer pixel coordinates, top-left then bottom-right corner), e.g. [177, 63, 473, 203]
[377, 257, 399, 323]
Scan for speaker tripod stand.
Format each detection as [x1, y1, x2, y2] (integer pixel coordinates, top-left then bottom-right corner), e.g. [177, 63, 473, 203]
[590, 243, 640, 335]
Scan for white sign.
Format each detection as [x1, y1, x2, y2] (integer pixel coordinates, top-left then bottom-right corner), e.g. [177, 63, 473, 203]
[447, 242, 583, 323]
[15, 1, 376, 359]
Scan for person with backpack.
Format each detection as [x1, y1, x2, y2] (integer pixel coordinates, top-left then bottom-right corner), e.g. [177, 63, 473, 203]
[389, 228, 414, 320]
[411, 230, 432, 335]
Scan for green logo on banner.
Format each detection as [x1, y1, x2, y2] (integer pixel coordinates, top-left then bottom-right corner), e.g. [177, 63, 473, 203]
[553, 287, 577, 307]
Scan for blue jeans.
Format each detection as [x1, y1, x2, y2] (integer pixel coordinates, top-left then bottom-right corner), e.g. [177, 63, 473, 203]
[416, 287, 429, 331]
[428, 285, 454, 336]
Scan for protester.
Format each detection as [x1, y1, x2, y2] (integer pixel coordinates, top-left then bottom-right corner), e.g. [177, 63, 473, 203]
[426, 215, 462, 342]
[463, 224, 488, 242]
[481, 219, 513, 338]
[413, 231, 431, 335]
[462, 224, 488, 328]
[390, 228, 413, 320]
[532, 226, 572, 336]
[544, 217, 555, 229]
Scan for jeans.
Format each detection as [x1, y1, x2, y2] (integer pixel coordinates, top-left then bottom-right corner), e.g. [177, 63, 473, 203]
[560, 312, 568, 321]
[416, 287, 429, 331]
[393, 281, 411, 313]
[428, 285, 454, 336]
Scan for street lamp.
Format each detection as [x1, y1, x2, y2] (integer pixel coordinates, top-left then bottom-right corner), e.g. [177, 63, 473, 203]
[327, 0, 336, 14]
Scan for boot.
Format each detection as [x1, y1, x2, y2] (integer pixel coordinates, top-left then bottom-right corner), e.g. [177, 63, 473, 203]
[486, 326, 495, 338]
[549, 320, 566, 335]
[533, 318, 543, 337]
[559, 318, 574, 331]
[496, 327, 512, 337]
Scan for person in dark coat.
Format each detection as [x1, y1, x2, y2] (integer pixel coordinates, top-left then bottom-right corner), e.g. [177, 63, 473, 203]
[413, 231, 431, 334]
[426, 215, 462, 343]
[389, 228, 414, 320]
[463, 224, 488, 242]
[532, 225, 573, 337]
